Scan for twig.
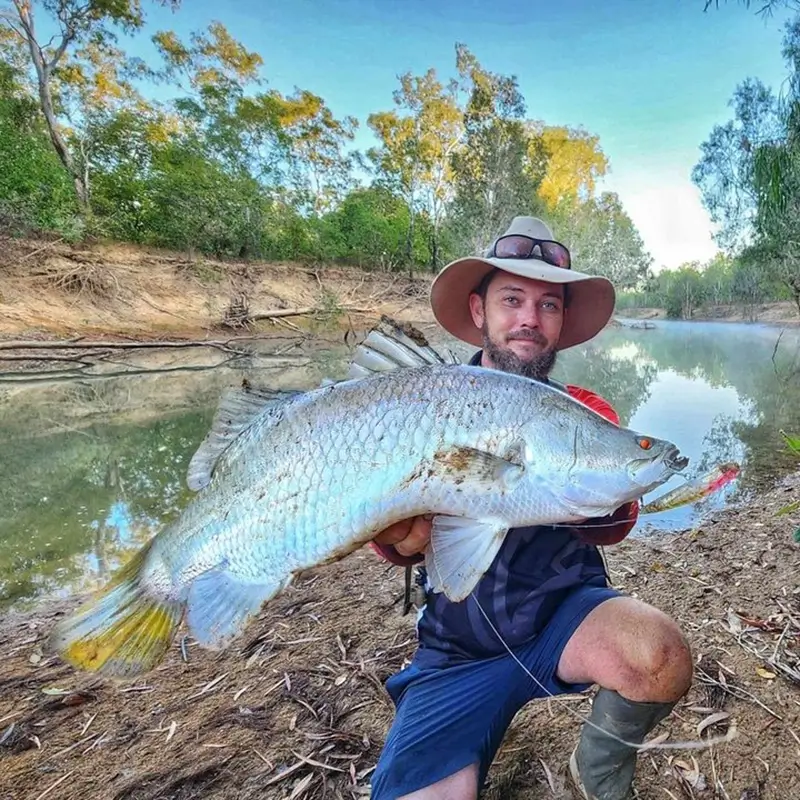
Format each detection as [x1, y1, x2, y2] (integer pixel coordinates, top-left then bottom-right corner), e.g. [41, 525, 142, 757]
[34, 771, 74, 800]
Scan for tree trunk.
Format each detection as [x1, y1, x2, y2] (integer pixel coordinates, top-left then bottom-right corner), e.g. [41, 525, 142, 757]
[16, 2, 89, 211]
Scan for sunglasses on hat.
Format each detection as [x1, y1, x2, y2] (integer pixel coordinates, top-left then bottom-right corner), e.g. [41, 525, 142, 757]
[489, 234, 571, 269]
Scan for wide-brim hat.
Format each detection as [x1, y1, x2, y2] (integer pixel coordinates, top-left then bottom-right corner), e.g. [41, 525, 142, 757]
[430, 216, 616, 350]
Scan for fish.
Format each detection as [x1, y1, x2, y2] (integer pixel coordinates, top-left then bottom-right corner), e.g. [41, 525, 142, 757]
[48, 318, 689, 678]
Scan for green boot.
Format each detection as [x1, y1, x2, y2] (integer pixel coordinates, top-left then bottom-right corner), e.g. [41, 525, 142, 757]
[569, 688, 675, 800]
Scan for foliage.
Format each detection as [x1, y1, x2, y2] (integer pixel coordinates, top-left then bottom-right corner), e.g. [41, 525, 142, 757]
[0, 11, 653, 279]
[692, 15, 800, 317]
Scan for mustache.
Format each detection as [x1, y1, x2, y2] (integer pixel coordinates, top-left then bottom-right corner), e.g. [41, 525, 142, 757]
[507, 329, 548, 346]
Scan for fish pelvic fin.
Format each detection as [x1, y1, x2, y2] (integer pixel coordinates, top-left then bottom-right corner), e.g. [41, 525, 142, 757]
[425, 515, 509, 602]
[186, 567, 290, 650]
[346, 315, 460, 380]
[48, 543, 183, 678]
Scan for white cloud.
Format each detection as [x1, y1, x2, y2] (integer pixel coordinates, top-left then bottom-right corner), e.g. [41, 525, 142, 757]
[599, 169, 721, 272]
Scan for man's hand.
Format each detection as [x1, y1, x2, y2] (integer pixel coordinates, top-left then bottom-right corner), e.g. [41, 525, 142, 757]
[373, 514, 433, 557]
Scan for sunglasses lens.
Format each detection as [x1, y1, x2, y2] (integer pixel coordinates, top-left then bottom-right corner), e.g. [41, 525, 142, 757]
[493, 235, 534, 258]
[540, 242, 571, 268]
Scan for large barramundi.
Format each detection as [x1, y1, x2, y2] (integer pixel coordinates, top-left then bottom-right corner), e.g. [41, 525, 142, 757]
[49, 319, 688, 677]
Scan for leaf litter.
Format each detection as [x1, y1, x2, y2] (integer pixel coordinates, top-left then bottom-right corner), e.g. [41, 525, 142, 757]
[0, 469, 799, 799]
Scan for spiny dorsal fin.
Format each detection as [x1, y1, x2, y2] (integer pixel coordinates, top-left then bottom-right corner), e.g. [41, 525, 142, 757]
[187, 381, 301, 492]
[346, 315, 460, 380]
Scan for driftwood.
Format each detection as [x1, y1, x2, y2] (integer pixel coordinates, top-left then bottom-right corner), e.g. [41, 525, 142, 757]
[0, 338, 243, 352]
[249, 305, 372, 321]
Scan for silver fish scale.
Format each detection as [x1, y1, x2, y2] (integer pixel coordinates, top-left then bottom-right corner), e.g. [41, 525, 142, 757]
[152, 365, 613, 589]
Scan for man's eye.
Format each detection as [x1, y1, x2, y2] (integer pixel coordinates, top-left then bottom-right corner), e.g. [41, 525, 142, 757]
[503, 296, 519, 304]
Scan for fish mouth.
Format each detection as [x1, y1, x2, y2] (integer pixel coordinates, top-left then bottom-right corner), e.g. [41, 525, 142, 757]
[664, 444, 689, 473]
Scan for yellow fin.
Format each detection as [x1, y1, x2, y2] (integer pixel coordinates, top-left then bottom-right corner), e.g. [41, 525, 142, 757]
[48, 543, 184, 678]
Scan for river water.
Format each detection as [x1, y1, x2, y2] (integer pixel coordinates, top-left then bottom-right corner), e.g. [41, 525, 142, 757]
[1, 319, 798, 611]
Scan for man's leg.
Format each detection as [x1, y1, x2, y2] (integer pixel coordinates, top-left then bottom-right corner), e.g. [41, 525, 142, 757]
[369, 655, 532, 800]
[557, 597, 693, 800]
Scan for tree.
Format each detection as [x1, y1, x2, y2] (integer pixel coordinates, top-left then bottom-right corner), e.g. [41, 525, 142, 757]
[0, 0, 180, 211]
[529, 122, 609, 209]
[548, 191, 652, 289]
[367, 67, 463, 270]
[448, 43, 545, 257]
[692, 77, 782, 251]
[277, 89, 358, 215]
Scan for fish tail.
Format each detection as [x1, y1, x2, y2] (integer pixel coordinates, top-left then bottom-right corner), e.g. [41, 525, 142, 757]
[48, 542, 183, 678]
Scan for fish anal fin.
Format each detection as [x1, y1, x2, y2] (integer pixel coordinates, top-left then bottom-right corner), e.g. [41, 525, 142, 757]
[431, 445, 524, 491]
[186, 567, 291, 649]
[425, 515, 508, 601]
[187, 383, 301, 492]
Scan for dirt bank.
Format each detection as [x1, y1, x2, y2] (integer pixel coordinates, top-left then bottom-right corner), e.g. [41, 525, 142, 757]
[1, 468, 799, 800]
[0, 235, 435, 341]
[621, 302, 800, 327]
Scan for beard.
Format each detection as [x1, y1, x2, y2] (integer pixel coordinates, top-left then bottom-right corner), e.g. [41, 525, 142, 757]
[481, 322, 557, 381]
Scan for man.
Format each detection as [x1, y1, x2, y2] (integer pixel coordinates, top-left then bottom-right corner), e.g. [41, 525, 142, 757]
[367, 216, 693, 800]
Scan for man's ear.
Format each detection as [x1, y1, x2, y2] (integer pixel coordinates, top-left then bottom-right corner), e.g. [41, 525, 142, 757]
[468, 293, 485, 329]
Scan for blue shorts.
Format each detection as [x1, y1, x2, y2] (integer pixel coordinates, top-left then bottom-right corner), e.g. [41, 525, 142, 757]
[369, 583, 622, 799]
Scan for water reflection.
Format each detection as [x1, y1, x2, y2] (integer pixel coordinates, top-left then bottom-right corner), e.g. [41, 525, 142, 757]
[0, 321, 798, 610]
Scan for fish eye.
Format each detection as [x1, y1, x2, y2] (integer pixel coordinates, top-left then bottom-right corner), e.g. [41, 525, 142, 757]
[638, 437, 652, 450]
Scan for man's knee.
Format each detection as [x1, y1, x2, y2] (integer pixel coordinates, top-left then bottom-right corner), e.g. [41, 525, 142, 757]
[559, 597, 693, 703]
[612, 604, 693, 702]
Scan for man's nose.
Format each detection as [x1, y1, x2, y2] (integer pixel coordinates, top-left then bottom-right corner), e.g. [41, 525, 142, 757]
[517, 303, 541, 328]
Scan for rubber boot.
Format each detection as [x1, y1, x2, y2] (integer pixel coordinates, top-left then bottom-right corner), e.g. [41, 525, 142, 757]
[570, 688, 675, 800]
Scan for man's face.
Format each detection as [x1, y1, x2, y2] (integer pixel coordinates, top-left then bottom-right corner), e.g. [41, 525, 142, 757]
[468, 272, 565, 380]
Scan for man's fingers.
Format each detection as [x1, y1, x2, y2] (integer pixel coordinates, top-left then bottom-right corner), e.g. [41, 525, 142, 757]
[373, 518, 414, 545]
[395, 515, 433, 557]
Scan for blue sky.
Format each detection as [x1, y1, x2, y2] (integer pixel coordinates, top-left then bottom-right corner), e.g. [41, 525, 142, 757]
[116, 1, 798, 269]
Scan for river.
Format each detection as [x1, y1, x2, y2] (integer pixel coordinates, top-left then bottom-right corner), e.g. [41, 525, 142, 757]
[1, 319, 798, 611]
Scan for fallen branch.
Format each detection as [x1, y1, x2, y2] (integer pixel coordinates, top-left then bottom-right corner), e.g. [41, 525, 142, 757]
[0, 338, 247, 352]
[250, 305, 373, 320]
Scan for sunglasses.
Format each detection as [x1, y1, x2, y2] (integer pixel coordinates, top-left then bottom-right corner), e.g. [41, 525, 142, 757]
[489, 234, 571, 269]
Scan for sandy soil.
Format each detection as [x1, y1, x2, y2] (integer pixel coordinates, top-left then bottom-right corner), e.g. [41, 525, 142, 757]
[0, 468, 798, 800]
[0, 235, 434, 341]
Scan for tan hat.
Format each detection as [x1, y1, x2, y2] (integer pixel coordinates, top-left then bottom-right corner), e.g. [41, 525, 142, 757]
[430, 215, 616, 350]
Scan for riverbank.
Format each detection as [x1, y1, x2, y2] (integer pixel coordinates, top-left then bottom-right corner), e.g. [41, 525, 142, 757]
[0, 235, 435, 341]
[1, 465, 798, 800]
[621, 302, 800, 327]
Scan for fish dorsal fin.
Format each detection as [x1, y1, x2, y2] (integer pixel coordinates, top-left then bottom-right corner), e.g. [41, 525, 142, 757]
[346, 315, 460, 380]
[187, 382, 301, 492]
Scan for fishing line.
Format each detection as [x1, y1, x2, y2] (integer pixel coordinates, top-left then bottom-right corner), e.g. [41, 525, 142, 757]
[469, 592, 737, 753]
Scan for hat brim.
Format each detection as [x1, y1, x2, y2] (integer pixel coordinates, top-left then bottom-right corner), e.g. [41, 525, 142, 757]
[430, 256, 616, 350]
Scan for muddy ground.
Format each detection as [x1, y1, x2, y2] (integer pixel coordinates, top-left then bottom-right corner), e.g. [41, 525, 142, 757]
[1, 469, 798, 800]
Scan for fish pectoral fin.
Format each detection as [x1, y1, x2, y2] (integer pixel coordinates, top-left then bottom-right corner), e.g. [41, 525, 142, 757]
[187, 384, 302, 492]
[431, 446, 524, 491]
[425, 515, 508, 602]
[186, 567, 290, 649]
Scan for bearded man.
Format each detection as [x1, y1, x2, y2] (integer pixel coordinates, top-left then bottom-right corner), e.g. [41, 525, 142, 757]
[367, 216, 693, 800]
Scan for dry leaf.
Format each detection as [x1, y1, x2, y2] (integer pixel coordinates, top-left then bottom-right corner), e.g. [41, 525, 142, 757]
[756, 667, 777, 680]
[697, 711, 730, 736]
